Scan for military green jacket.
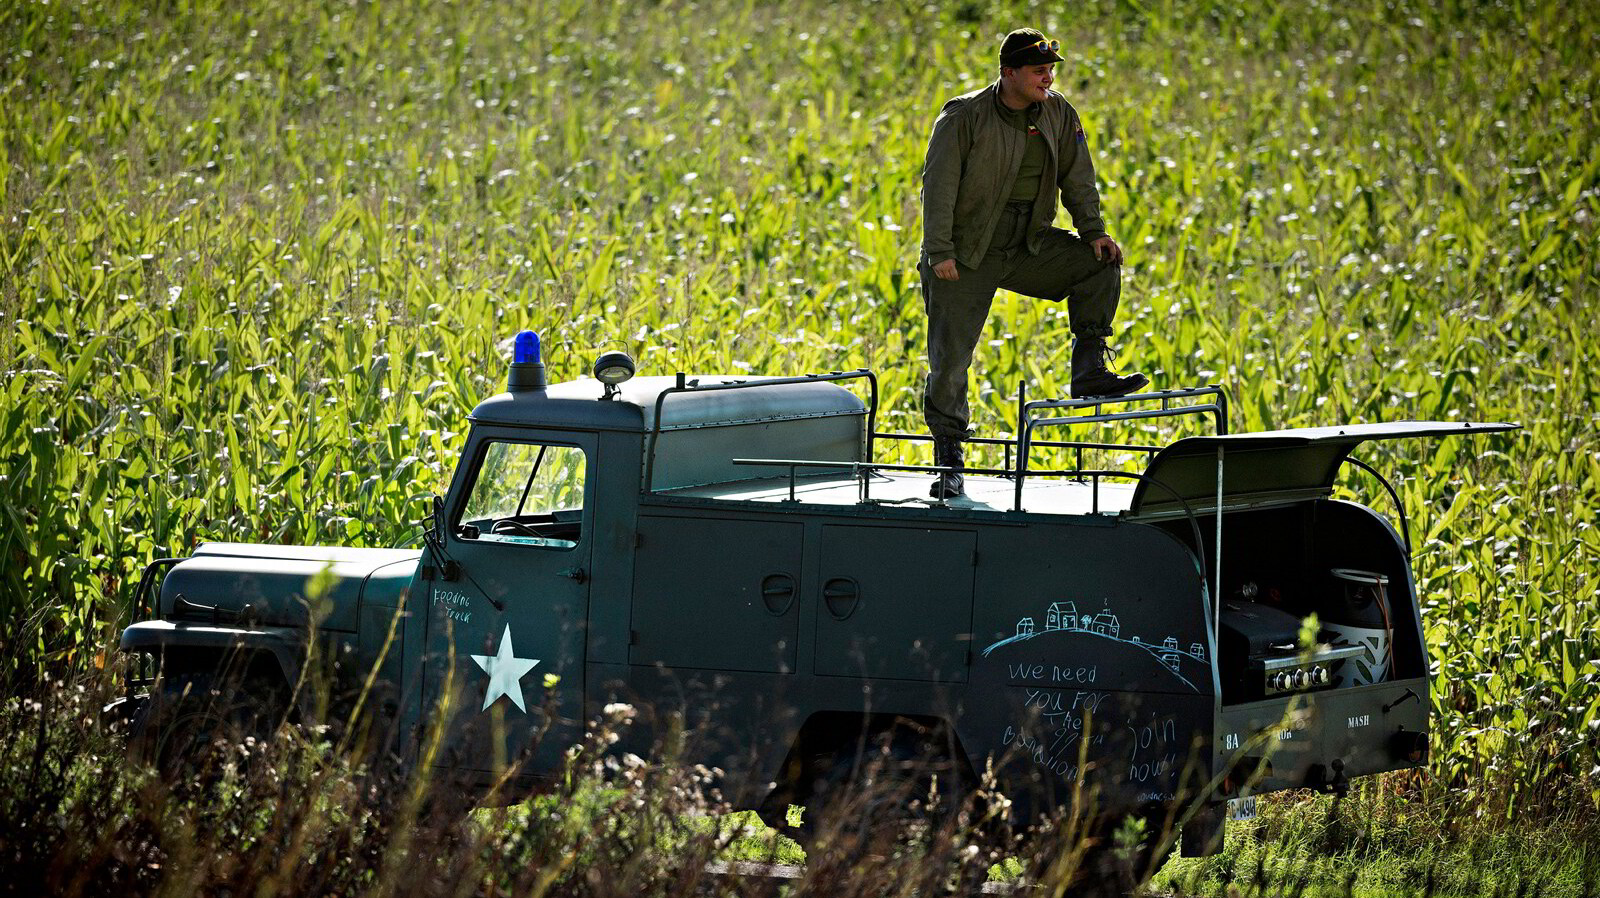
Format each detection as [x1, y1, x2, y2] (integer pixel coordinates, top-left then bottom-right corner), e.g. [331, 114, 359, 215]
[920, 81, 1108, 269]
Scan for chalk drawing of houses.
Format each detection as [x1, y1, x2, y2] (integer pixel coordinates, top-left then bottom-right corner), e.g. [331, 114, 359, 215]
[980, 600, 1202, 693]
[1047, 602, 1078, 631]
[1090, 612, 1120, 638]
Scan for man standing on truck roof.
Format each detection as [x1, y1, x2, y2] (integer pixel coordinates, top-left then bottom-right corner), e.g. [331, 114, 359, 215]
[920, 28, 1148, 499]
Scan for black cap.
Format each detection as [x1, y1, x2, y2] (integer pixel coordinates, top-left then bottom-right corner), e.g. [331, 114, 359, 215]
[999, 28, 1064, 68]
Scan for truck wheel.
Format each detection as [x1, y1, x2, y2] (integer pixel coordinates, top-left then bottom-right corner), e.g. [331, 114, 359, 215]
[128, 669, 285, 782]
[796, 725, 966, 857]
[1053, 812, 1175, 898]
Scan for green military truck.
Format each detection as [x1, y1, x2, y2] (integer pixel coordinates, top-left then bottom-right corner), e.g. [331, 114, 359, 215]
[117, 330, 1513, 872]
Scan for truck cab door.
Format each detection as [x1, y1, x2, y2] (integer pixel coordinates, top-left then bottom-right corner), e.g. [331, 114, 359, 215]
[422, 432, 594, 779]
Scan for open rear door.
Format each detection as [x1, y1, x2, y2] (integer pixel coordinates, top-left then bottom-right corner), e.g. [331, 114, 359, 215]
[1128, 421, 1519, 519]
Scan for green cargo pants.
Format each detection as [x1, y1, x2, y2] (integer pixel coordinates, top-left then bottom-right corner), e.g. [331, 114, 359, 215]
[921, 202, 1121, 440]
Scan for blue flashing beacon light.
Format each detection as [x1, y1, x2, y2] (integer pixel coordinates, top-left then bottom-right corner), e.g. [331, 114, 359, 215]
[514, 330, 541, 365]
[507, 329, 548, 392]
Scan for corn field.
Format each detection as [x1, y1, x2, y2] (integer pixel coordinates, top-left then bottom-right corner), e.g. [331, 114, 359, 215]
[1, 0, 1597, 891]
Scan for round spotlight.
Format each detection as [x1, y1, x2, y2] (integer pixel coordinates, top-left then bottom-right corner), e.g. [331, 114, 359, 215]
[593, 350, 636, 398]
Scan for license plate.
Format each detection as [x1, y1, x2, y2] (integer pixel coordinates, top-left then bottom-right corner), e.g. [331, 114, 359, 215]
[1227, 796, 1257, 821]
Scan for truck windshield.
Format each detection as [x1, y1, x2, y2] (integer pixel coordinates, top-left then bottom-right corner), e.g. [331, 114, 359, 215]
[457, 441, 586, 548]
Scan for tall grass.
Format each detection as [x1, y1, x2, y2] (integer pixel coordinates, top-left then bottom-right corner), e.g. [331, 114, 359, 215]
[1, 0, 1597, 875]
[0, 671, 1075, 897]
[3, 671, 1594, 898]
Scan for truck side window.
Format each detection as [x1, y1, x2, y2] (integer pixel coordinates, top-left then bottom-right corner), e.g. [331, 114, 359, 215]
[457, 442, 586, 548]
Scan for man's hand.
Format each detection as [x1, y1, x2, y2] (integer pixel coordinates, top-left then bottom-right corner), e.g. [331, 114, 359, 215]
[1091, 236, 1123, 265]
[932, 259, 960, 281]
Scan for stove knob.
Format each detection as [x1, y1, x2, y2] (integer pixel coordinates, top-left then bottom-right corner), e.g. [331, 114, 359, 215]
[1291, 669, 1307, 689]
[1313, 667, 1330, 685]
[1270, 673, 1286, 691]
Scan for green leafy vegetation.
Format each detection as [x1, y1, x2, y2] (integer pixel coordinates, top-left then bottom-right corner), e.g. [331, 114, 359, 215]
[1, 0, 1596, 891]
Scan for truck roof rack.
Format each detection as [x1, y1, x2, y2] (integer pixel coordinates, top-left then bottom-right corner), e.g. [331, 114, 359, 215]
[1011, 382, 1229, 513]
[710, 379, 1226, 518]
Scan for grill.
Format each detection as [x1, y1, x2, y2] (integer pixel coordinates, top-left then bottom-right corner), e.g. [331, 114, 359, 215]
[1220, 599, 1367, 702]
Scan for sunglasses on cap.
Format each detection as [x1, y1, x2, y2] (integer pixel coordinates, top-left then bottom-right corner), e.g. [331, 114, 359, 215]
[1017, 38, 1060, 54]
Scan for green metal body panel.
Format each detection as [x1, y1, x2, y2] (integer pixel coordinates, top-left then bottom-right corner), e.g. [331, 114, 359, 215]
[152, 543, 422, 632]
[120, 367, 1514, 827]
[159, 557, 365, 632]
[594, 496, 1216, 813]
[413, 424, 596, 775]
[811, 524, 975, 682]
[628, 516, 804, 673]
[120, 620, 310, 689]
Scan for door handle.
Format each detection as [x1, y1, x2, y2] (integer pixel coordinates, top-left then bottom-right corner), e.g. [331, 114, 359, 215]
[760, 573, 797, 616]
[822, 577, 860, 621]
[559, 566, 587, 584]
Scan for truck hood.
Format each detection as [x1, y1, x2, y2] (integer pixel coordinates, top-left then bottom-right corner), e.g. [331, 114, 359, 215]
[159, 543, 422, 632]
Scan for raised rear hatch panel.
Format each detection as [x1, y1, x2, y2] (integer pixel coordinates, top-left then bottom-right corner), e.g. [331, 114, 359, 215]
[1129, 421, 1519, 518]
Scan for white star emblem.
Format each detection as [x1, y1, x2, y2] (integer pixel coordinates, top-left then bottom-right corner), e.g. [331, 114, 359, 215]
[470, 624, 540, 712]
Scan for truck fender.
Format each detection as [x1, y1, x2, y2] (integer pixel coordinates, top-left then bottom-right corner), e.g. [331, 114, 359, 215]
[120, 620, 305, 707]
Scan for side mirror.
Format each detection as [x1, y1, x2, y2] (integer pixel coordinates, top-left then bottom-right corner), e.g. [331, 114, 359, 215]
[431, 495, 448, 537]
[421, 496, 463, 583]
[423, 495, 446, 548]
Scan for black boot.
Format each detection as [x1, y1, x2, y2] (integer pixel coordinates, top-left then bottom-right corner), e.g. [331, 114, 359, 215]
[1070, 337, 1150, 398]
[929, 435, 966, 499]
